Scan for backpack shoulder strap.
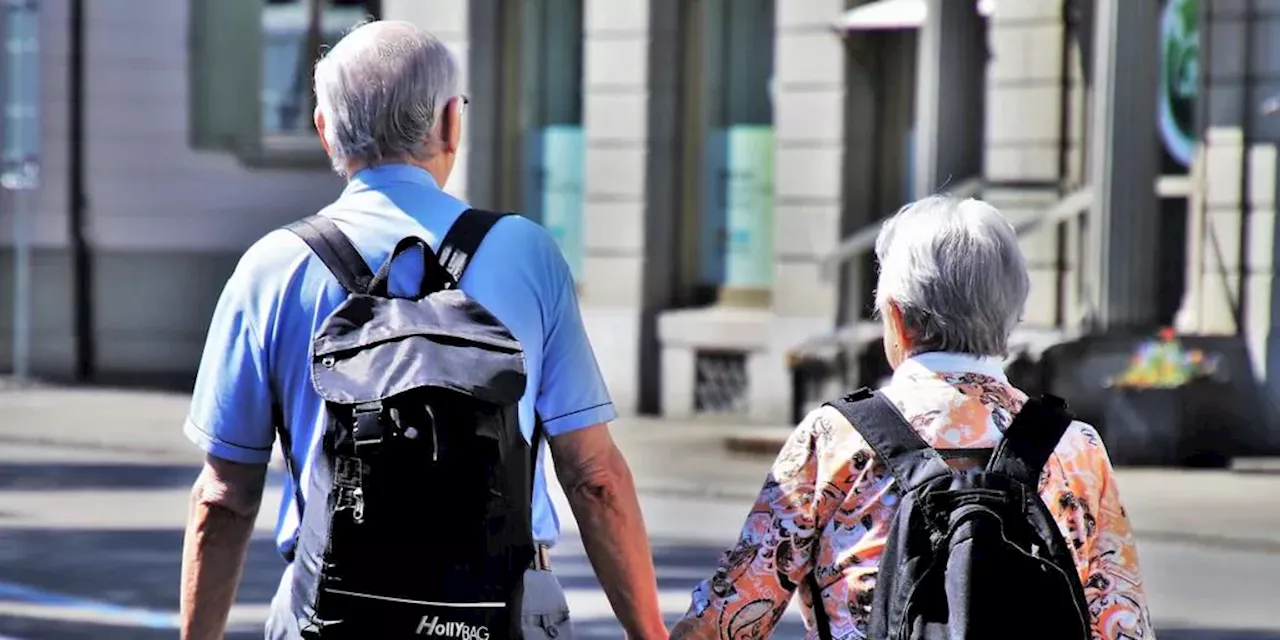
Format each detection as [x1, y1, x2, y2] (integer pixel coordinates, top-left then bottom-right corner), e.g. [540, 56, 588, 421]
[986, 393, 1076, 486]
[826, 388, 948, 490]
[284, 215, 375, 294]
[437, 209, 513, 285]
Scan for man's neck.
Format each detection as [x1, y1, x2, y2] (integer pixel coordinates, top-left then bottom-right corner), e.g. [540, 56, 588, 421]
[347, 159, 446, 187]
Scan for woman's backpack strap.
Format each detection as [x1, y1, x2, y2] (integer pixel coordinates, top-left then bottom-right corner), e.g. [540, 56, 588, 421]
[826, 388, 950, 490]
[986, 394, 1076, 486]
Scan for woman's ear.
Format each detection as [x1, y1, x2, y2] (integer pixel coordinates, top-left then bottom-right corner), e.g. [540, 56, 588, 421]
[881, 300, 912, 368]
[888, 301, 911, 353]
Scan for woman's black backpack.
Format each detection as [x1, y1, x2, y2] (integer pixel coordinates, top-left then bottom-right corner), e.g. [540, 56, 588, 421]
[811, 388, 1092, 640]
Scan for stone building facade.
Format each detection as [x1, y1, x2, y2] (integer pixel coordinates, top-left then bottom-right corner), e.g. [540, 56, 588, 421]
[4, 0, 1277, 427]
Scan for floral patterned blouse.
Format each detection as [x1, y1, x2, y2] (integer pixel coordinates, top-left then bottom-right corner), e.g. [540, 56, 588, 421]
[671, 352, 1156, 640]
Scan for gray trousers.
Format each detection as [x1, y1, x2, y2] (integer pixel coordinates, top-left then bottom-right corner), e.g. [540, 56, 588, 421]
[265, 565, 574, 639]
[521, 569, 574, 639]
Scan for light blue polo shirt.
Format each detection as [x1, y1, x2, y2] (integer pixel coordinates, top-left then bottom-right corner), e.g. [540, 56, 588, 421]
[184, 164, 616, 557]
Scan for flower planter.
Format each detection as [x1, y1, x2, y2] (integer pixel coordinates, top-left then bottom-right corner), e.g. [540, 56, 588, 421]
[1102, 387, 1185, 467]
[1101, 379, 1235, 467]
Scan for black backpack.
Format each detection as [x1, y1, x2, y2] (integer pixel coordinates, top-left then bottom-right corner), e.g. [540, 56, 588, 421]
[811, 388, 1091, 640]
[272, 210, 539, 639]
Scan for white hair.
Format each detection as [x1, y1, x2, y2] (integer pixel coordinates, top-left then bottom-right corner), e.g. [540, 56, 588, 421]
[313, 20, 460, 177]
[873, 195, 1030, 357]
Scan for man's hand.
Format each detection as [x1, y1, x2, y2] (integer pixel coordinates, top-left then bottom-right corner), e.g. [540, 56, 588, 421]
[180, 454, 268, 640]
[550, 424, 668, 640]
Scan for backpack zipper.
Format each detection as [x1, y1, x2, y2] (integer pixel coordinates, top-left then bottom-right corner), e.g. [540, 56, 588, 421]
[995, 525, 1089, 638]
[323, 588, 506, 609]
[431, 419, 439, 462]
[423, 404, 440, 462]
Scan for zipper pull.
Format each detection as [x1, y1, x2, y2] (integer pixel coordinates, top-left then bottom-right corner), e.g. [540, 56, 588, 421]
[351, 487, 365, 524]
[431, 420, 439, 462]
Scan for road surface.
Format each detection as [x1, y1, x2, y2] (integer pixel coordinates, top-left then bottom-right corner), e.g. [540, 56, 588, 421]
[0, 386, 1277, 638]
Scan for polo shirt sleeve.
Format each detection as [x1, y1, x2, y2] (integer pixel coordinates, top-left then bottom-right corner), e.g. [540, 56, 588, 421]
[534, 236, 616, 437]
[183, 249, 277, 465]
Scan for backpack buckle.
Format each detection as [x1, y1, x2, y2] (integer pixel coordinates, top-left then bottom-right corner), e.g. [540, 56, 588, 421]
[352, 401, 385, 452]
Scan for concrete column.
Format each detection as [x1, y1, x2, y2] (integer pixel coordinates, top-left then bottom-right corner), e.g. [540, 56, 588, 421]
[1245, 144, 1279, 379]
[771, 0, 845, 323]
[984, 0, 1070, 327]
[577, 0, 656, 415]
[1187, 129, 1244, 336]
[1085, 0, 1160, 330]
[1191, 1, 1280, 398]
[913, 0, 986, 199]
[761, 0, 849, 419]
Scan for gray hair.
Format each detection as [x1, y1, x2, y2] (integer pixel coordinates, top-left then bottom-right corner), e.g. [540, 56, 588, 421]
[313, 20, 460, 176]
[873, 195, 1029, 357]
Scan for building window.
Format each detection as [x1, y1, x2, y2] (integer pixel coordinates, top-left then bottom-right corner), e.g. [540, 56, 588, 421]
[679, 0, 776, 307]
[262, 0, 370, 135]
[189, 0, 378, 166]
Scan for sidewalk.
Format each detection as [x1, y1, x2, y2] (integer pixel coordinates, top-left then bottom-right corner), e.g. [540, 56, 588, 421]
[4, 385, 1280, 552]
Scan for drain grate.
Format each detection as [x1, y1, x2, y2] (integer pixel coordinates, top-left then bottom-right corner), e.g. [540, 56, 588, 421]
[694, 350, 749, 414]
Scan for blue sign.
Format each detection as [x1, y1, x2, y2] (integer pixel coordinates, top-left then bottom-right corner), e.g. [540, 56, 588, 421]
[699, 128, 728, 286]
[2, 0, 39, 190]
[699, 126, 776, 290]
[536, 125, 585, 281]
[723, 125, 774, 290]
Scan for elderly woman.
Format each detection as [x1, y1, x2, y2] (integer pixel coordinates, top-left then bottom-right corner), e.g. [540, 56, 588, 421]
[670, 196, 1155, 639]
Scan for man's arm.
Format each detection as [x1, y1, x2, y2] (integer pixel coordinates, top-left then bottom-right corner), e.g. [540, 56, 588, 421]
[180, 455, 269, 640]
[550, 424, 667, 640]
[178, 238, 286, 637]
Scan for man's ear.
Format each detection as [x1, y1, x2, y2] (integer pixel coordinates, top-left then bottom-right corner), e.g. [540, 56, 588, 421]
[443, 96, 463, 153]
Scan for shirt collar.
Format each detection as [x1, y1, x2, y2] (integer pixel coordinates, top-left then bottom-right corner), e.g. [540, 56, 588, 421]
[891, 351, 1009, 385]
[343, 163, 442, 195]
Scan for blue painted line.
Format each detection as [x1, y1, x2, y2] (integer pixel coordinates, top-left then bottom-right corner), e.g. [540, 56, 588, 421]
[0, 579, 178, 629]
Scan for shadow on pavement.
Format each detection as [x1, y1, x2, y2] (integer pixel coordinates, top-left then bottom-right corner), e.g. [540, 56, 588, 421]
[573, 616, 811, 638]
[54, 373, 196, 395]
[1154, 633, 1280, 640]
[0, 528, 284, 613]
[0, 462, 287, 492]
[0, 526, 1274, 640]
[0, 463, 200, 492]
[0, 616, 262, 640]
[556, 540, 728, 593]
[0, 617, 1273, 640]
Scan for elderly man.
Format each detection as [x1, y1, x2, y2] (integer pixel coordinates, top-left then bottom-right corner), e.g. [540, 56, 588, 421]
[178, 21, 667, 640]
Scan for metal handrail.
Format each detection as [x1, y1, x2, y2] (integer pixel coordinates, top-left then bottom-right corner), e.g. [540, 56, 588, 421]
[1010, 187, 1093, 235]
[817, 176, 984, 279]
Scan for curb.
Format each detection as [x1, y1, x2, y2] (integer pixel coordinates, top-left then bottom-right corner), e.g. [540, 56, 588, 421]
[1230, 457, 1280, 475]
[0, 434, 190, 459]
[723, 433, 789, 457]
[634, 479, 761, 503]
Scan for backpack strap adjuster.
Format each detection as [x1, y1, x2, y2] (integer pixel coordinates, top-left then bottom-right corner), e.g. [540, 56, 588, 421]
[352, 401, 385, 452]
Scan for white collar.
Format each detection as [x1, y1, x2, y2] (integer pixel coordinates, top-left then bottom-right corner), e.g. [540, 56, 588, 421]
[891, 351, 1009, 384]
